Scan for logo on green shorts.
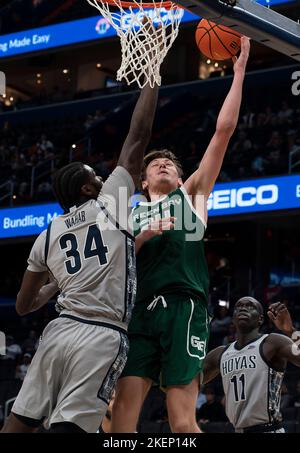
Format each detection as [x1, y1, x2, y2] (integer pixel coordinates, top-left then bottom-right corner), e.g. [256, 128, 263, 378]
[191, 336, 205, 352]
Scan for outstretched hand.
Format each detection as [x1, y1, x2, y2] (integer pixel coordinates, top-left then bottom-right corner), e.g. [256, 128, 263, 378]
[232, 36, 250, 74]
[135, 217, 176, 255]
[142, 16, 164, 53]
[267, 302, 294, 335]
[141, 217, 176, 241]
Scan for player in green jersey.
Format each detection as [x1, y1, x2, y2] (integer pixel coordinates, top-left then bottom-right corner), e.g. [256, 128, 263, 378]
[111, 37, 250, 433]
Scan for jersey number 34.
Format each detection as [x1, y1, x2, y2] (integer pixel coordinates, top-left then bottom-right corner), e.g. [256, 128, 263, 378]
[59, 224, 109, 275]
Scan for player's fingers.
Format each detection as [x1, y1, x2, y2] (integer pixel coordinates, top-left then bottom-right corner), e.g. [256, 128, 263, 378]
[241, 36, 250, 47]
[277, 305, 287, 314]
[240, 37, 250, 58]
[160, 222, 175, 231]
[148, 217, 176, 231]
[148, 221, 169, 231]
[161, 216, 176, 222]
[144, 16, 155, 35]
[269, 302, 282, 311]
[268, 303, 286, 316]
[158, 217, 176, 225]
[146, 225, 163, 234]
[267, 310, 276, 322]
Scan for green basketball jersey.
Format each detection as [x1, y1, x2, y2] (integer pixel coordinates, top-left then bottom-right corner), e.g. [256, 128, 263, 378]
[132, 186, 209, 304]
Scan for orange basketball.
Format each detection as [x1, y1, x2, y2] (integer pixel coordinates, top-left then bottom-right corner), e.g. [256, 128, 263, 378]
[195, 19, 241, 61]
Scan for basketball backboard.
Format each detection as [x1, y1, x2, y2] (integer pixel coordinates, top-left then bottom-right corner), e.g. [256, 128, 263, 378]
[176, 0, 300, 61]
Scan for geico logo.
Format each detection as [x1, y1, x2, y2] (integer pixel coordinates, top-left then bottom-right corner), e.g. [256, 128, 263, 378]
[191, 336, 205, 352]
[120, 8, 183, 28]
[207, 184, 278, 210]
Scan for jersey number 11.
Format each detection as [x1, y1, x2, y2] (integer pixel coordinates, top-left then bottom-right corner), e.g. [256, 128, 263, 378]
[230, 374, 246, 402]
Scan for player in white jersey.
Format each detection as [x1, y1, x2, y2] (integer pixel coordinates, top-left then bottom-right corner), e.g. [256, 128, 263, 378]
[202, 298, 300, 433]
[1, 80, 159, 433]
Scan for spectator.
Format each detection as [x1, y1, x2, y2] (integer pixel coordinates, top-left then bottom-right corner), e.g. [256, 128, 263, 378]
[94, 152, 111, 179]
[1, 336, 22, 361]
[21, 330, 38, 355]
[256, 106, 275, 127]
[94, 110, 105, 122]
[241, 107, 256, 129]
[15, 353, 32, 381]
[36, 182, 53, 201]
[277, 101, 293, 125]
[18, 182, 31, 203]
[280, 383, 291, 411]
[289, 381, 300, 409]
[196, 388, 207, 411]
[196, 386, 227, 424]
[251, 155, 266, 176]
[84, 115, 95, 131]
[37, 134, 54, 153]
[231, 130, 253, 153]
[184, 141, 200, 174]
[211, 306, 232, 337]
[266, 131, 283, 153]
[222, 322, 237, 346]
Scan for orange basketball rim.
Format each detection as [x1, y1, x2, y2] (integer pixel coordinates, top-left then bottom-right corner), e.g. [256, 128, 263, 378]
[86, 0, 184, 88]
[95, 0, 180, 9]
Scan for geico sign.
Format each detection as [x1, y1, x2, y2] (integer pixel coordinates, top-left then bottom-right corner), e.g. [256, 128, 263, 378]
[120, 8, 183, 29]
[208, 184, 279, 210]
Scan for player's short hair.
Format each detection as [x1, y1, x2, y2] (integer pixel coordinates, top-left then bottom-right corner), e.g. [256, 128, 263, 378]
[142, 149, 183, 180]
[52, 162, 91, 211]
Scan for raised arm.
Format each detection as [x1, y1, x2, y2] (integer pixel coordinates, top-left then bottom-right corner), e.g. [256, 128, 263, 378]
[117, 83, 158, 187]
[264, 302, 300, 368]
[202, 346, 225, 384]
[184, 37, 250, 199]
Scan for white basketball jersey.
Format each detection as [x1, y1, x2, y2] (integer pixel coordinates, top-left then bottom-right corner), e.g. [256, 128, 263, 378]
[220, 335, 284, 430]
[27, 166, 136, 331]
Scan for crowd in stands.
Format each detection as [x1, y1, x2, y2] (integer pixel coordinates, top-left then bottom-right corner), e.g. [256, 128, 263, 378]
[0, 115, 85, 204]
[178, 99, 300, 182]
[1, 86, 300, 207]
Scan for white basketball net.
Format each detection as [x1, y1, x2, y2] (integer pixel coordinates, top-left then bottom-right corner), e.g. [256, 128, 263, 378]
[86, 0, 183, 88]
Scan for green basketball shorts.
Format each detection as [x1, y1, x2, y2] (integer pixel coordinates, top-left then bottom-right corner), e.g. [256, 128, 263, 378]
[121, 293, 210, 387]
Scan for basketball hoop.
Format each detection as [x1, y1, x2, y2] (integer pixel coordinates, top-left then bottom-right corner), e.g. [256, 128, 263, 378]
[86, 0, 184, 88]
